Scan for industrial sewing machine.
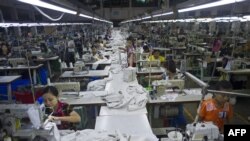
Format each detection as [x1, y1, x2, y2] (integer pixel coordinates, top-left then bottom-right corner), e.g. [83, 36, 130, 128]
[0, 104, 59, 141]
[8, 58, 27, 67]
[152, 79, 185, 96]
[136, 60, 161, 72]
[161, 122, 222, 141]
[73, 61, 89, 75]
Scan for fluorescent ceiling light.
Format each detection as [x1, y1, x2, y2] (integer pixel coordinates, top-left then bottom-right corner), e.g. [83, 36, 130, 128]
[152, 12, 173, 18]
[79, 14, 93, 19]
[0, 22, 91, 27]
[142, 16, 151, 20]
[18, 0, 77, 15]
[142, 16, 249, 23]
[179, 0, 245, 13]
[18, 0, 112, 24]
[122, 0, 245, 24]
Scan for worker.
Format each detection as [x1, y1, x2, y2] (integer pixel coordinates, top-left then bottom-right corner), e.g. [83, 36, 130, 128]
[91, 46, 104, 61]
[119, 36, 136, 67]
[0, 42, 11, 57]
[42, 86, 81, 130]
[199, 80, 233, 133]
[148, 50, 165, 64]
[212, 33, 223, 55]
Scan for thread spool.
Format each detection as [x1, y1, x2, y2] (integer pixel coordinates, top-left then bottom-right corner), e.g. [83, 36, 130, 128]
[61, 62, 65, 68]
[47, 78, 51, 85]
[69, 62, 73, 68]
[168, 131, 183, 141]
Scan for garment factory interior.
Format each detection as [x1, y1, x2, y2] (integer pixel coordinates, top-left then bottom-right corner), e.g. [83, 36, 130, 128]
[0, 0, 250, 141]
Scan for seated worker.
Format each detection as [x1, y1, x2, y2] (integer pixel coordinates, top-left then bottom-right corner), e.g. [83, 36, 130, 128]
[148, 50, 165, 64]
[91, 46, 104, 61]
[199, 80, 233, 133]
[145, 59, 177, 81]
[42, 86, 81, 130]
[143, 44, 150, 53]
[0, 42, 11, 57]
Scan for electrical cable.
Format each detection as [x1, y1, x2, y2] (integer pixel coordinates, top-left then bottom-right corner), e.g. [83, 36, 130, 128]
[33, 5, 65, 21]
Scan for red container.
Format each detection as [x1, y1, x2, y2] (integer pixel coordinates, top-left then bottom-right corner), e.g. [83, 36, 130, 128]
[14, 89, 43, 104]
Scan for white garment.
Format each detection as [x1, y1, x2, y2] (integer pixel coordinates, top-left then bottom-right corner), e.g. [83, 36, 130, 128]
[103, 85, 148, 110]
[61, 129, 158, 141]
[87, 77, 112, 91]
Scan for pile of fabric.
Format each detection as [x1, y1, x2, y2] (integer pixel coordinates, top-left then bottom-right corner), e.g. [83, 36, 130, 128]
[61, 129, 155, 141]
[87, 77, 112, 91]
[102, 85, 148, 111]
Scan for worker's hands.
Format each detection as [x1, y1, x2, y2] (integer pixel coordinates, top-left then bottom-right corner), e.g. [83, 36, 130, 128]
[48, 115, 59, 121]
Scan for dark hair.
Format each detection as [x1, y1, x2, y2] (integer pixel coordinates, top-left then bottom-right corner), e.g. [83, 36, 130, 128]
[164, 60, 176, 73]
[42, 86, 59, 97]
[214, 80, 232, 90]
[152, 50, 160, 54]
[143, 45, 149, 52]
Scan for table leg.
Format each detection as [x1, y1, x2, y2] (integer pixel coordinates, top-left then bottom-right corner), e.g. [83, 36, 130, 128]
[47, 61, 52, 78]
[95, 106, 99, 117]
[148, 104, 153, 126]
[33, 69, 37, 84]
[7, 83, 12, 102]
[154, 105, 160, 119]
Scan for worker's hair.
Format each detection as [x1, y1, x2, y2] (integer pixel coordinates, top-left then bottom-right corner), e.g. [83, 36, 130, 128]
[42, 86, 59, 97]
[152, 50, 160, 54]
[164, 60, 176, 74]
[214, 80, 232, 90]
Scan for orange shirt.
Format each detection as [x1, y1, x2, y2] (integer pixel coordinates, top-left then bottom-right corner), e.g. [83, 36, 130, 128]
[199, 99, 233, 131]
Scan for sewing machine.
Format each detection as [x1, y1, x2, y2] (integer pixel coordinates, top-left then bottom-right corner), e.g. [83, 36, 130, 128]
[135, 52, 149, 62]
[0, 104, 59, 140]
[167, 79, 185, 91]
[186, 122, 221, 141]
[159, 122, 221, 141]
[152, 79, 185, 96]
[8, 58, 27, 67]
[73, 61, 89, 75]
[82, 54, 93, 63]
[137, 60, 161, 72]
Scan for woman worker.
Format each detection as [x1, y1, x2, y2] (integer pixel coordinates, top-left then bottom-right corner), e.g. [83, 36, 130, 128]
[42, 86, 81, 130]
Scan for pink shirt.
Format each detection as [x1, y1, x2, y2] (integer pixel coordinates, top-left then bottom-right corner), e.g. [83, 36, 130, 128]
[212, 39, 222, 52]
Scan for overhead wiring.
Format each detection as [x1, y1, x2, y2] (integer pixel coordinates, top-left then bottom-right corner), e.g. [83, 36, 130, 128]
[33, 5, 65, 21]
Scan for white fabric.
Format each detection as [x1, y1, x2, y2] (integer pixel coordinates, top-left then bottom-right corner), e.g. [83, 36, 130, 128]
[87, 77, 112, 91]
[123, 67, 136, 82]
[102, 85, 148, 111]
[61, 129, 158, 141]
